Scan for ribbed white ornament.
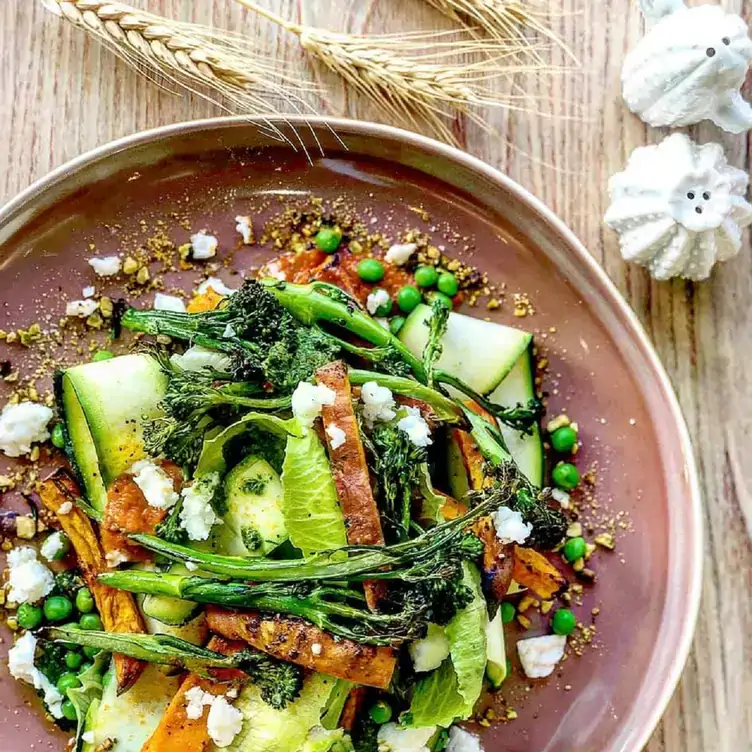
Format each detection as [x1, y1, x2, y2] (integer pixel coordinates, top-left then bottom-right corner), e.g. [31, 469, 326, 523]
[623, 2, 752, 133]
[604, 134, 752, 281]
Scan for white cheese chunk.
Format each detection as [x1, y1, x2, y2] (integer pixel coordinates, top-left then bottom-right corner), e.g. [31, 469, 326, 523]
[7, 547, 55, 604]
[39, 532, 65, 562]
[397, 406, 433, 447]
[491, 507, 532, 545]
[105, 549, 129, 568]
[197, 277, 236, 296]
[408, 623, 449, 673]
[130, 460, 179, 510]
[446, 726, 484, 752]
[184, 685, 215, 720]
[65, 299, 99, 318]
[385, 242, 417, 266]
[366, 288, 391, 315]
[291, 382, 336, 427]
[57, 501, 73, 515]
[190, 231, 219, 260]
[235, 216, 253, 245]
[8, 632, 64, 719]
[0, 401, 53, 458]
[88, 256, 121, 277]
[207, 696, 243, 748]
[326, 423, 346, 450]
[180, 474, 221, 542]
[377, 723, 436, 752]
[154, 293, 186, 312]
[171, 345, 232, 373]
[517, 634, 567, 679]
[82, 286, 96, 298]
[360, 382, 396, 427]
[551, 488, 571, 509]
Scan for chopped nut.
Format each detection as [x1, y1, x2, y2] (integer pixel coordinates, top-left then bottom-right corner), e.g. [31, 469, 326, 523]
[6, 617, 18, 631]
[540, 600, 554, 615]
[584, 543, 597, 560]
[566, 522, 583, 538]
[349, 240, 363, 254]
[517, 613, 532, 629]
[594, 532, 615, 550]
[122, 257, 139, 275]
[156, 335, 172, 346]
[5, 332, 18, 344]
[15, 516, 37, 540]
[135, 266, 150, 285]
[99, 297, 114, 318]
[579, 568, 597, 581]
[546, 414, 571, 433]
[1, 539, 13, 552]
[518, 595, 540, 613]
[178, 243, 192, 261]
[572, 557, 585, 572]
[486, 298, 501, 310]
[0, 475, 14, 490]
[570, 583, 583, 594]
[506, 709, 518, 720]
[18, 324, 42, 347]
[29, 446, 40, 463]
[591, 607, 600, 616]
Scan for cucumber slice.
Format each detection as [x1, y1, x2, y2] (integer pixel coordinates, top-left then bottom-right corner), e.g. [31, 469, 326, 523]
[398, 304, 532, 395]
[81, 663, 180, 752]
[487, 348, 544, 486]
[141, 565, 202, 627]
[485, 610, 507, 688]
[216, 455, 288, 556]
[58, 354, 168, 511]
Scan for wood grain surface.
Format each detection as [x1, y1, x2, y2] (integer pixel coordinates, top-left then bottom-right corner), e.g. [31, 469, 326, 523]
[0, 1, 750, 750]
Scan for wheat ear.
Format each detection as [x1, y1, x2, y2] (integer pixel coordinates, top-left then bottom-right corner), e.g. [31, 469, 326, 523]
[39, 0, 326, 150]
[235, 0, 554, 146]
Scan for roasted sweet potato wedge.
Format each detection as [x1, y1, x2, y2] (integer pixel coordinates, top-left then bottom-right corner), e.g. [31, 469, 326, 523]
[512, 546, 567, 599]
[471, 516, 514, 601]
[187, 287, 223, 313]
[316, 360, 387, 611]
[340, 686, 368, 730]
[38, 470, 147, 694]
[205, 606, 397, 689]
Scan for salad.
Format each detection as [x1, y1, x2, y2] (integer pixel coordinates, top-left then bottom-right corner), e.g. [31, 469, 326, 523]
[0, 215, 601, 752]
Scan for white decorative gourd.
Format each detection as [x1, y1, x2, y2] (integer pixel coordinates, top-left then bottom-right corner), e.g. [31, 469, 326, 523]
[604, 134, 752, 281]
[622, 1, 752, 133]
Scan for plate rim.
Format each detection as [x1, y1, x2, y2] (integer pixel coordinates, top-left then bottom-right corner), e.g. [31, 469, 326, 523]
[0, 115, 703, 752]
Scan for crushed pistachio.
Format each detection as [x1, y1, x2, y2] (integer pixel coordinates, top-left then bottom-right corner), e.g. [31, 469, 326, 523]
[546, 414, 571, 434]
[122, 257, 139, 275]
[99, 297, 114, 318]
[594, 532, 615, 550]
[15, 516, 36, 540]
[572, 557, 585, 572]
[135, 266, 150, 285]
[566, 522, 583, 538]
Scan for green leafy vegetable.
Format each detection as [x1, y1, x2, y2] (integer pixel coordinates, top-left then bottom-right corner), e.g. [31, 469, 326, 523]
[67, 652, 109, 751]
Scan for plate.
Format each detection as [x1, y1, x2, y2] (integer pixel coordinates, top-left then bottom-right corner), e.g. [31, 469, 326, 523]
[0, 117, 701, 752]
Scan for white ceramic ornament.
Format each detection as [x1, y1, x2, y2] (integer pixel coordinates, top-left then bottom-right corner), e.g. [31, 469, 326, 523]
[622, 1, 752, 133]
[604, 134, 752, 281]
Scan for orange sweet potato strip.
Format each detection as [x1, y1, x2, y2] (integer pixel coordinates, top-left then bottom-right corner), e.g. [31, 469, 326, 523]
[512, 546, 567, 600]
[315, 360, 387, 611]
[142, 637, 246, 752]
[205, 606, 397, 690]
[38, 470, 147, 694]
[340, 686, 368, 731]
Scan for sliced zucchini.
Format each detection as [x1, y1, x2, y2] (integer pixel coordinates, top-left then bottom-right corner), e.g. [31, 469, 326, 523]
[141, 565, 202, 627]
[216, 455, 288, 556]
[446, 434, 470, 501]
[58, 354, 168, 511]
[487, 347, 544, 486]
[81, 663, 180, 752]
[398, 303, 532, 395]
[485, 609, 507, 688]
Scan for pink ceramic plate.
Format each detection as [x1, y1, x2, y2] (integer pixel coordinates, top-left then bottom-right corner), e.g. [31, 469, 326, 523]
[0, 117, 701, 752]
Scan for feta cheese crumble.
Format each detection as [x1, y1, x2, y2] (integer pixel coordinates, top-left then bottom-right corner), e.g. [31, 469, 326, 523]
[377, 723, 435, 752]
[0, 401, 53, 458]
[397, 406, 433, 447]
[291, 382, 336, 427]
[516, 634, 567, 679]
[57, 501, 73, 515]
[326, 423, 346, 450]
[40, 532, 65, 562]
[65, 299, 99, 318]
[180, 473, 221, 542]
[171, 345, 232, 373]
[311, 642, 323, 656]
[235, 215, 253, 245]
[446, 726, 484, 752]
[197, 277, 236, 296]
[7, 547, 55, 604]
[185, 686, 215, 720]
[8, 632, 64, 719]
[409, 623, 449, 672]
[366, 288, 391, 315]
[82, 286, 96, 298]
[190, 231, 219, 260]
[154, 293, 186, 313]
[551, 488, 571, 509]
[130, 460, 179, 510]
[207, 696, 244, 748]
[105, 549, 129, 568]
[384, 242, 417, 266]
[360, 382, 396, 427]
[88, 256, 122, 277]
[492, 507, 532, 545]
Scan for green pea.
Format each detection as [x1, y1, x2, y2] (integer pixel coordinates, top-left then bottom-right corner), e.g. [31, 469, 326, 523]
[43, 595, 73, 623]
[315, 227, 342, 254]
[65, 651, 84, 670]
[552, 608, 577, 636]
[389, 316, 406, 336]
[51, 423, 66, 449]
[357, 258, 385, 283]
[500, 602, 516, 624]
[551, 426, 577, 453]
[425, 291, 453, 310]
[75, 588, 94, 614]
[82, 645, 101, 659]
[396, 285, 422, 313]
[79, 613, 103, 631]
[414, 265, 439, 288]
[563, 536, 587, 563]
[61, 699, 78, 722]
[436, 272, 459, 297]
[369, 700, 393, 724]
[56, 672, 82, 694]
[370, 289, 393, 317]
[92, 350, 114, 362]
[552, 462, 580, 490]
[17, 603, 43, 631]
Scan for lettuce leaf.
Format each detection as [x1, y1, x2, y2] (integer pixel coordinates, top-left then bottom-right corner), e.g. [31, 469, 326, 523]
[303, 726, 354, 752]
[409, 564, 488, 728]
[67, 652, 110, 751]
[281, 426, 348, 554]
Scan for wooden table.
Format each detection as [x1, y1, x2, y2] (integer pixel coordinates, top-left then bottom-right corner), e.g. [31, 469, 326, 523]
[1, 1, 749, 750]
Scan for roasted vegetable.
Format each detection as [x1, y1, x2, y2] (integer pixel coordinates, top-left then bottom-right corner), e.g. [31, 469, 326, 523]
[512, 546, 567, 599]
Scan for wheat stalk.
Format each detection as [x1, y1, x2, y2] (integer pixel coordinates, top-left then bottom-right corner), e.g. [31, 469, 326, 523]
[235, 0, 554, 146]
[39, 0, 328, 151]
